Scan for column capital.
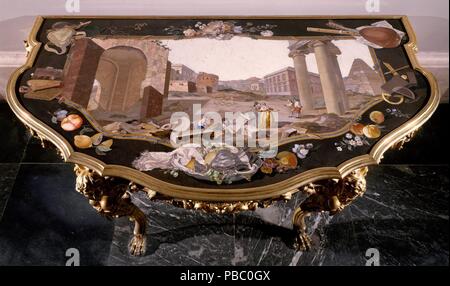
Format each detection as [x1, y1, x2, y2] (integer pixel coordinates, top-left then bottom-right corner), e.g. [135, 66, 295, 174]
[309, 40, 341, 55]
[309, 39, 328, 48]
[288, 48, 309, 58]
[288, 40, 312, 55]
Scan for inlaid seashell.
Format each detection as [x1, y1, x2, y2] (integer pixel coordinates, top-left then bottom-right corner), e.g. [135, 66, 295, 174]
[54, 109, 68, 121]
[74, 135, 92, 149]
[90, 133, 103, 146]
[61, 114, 83, 131]
[45, 27, 76, 55]
[99, 139, 113, 149]
[363, 125, 381, 139]
[359, 26, 401, 48]
[350, 123, 365, 135]
[370, 111, 385, 124]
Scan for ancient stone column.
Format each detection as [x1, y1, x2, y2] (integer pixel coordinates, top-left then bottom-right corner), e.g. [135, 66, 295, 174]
[310, 40, 345, 115]
[329, 53, 349, 111]
[289, 49, 314, 112]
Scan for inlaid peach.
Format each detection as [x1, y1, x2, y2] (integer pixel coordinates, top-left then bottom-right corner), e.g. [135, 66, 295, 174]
[370, 111, 385, 124]
[61, 114, 83, 131]
[350, 123, 365, 135]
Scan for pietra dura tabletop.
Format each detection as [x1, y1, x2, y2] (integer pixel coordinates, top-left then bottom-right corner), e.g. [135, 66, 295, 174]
[6, 16, 439, 255]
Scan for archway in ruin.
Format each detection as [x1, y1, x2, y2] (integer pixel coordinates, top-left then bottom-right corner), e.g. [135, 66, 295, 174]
[87, 79, 101, 111]
[93, 46, 147, 113]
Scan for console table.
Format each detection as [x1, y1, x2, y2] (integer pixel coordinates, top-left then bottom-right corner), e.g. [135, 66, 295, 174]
[6, 16, 439, 255]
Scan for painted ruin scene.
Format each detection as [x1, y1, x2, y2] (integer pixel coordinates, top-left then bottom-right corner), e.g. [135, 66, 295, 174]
[60, 36, 384, 143]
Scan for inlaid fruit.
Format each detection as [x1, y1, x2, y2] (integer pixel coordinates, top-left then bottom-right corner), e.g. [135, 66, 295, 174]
[260, 165, 273, 174]
[276, 151, 298, 168]
[363, 124, 381, 138]
[61, 114, 83, 131]
[350, 123, 365, 135]
[74, 135, 92, 149]
[370, 111, 385, 124]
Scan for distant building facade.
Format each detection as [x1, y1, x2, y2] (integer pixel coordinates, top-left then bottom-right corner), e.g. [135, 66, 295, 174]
[263, 67, 323, 106]
[169, 80, 196, 92]
[250, 79, 265, 93]
[170, 64, 198, 82]
[264, 67, 298, 96]
[196, 72, 219, 93]
[169, 64, 198, 93]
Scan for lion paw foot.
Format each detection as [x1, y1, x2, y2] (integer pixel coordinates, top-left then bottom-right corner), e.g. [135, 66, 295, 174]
[128, 234, 147, 256]
[294, 231, 312, 251]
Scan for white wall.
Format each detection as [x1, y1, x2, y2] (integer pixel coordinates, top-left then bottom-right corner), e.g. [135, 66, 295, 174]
[0, 0, 448, 21]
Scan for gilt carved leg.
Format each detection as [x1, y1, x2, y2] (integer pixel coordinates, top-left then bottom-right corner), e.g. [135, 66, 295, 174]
[292, 167, 368, 251]
[74, 164, 147, 256]
[391, 129, 419, 151]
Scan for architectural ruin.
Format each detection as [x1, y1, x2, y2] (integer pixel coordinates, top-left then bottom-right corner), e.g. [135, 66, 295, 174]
[344, 58, 383, 95]
[196, 72, 219, 93]
[62, 38, 170, 121]
[288, 40, 348, 115]
[169, 64, 198, 93]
